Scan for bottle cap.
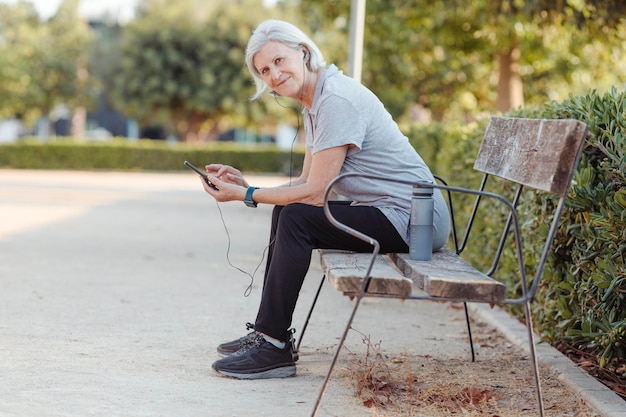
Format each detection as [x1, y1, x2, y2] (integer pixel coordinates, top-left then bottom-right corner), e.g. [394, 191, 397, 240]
[412, 181, 433, 196]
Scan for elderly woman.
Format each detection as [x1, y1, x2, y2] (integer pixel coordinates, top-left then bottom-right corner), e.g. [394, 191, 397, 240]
[201, 19, 450, 379]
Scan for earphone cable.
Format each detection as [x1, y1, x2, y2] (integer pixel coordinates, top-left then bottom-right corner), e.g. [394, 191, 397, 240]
[218, 106, 301, 297]
[214, 199, 274, 297]
[216, 51, 307, 297]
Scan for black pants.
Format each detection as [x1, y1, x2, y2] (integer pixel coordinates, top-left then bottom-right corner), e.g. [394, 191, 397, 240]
[254, 201, 409, 342]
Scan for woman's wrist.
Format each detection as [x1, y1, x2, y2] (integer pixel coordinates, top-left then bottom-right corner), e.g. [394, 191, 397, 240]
[244, 186, 259, 208]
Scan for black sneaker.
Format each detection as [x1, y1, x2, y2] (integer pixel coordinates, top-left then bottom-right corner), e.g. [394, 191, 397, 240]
[212, 333, 296, 379]
[217, 324, 299, 362]
[216, 323, 257, 357]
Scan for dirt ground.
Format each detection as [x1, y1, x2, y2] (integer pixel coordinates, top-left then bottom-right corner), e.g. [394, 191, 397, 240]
[336, 305, 602, 417]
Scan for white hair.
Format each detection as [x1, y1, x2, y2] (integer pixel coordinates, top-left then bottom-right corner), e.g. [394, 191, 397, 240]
[245, 20, 326, 100]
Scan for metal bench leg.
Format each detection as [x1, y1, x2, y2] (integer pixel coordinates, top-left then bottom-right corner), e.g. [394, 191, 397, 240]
[311, 295, 363, 417]
[524, 301, 545, 417]
[297, 274, 326, 351]
[463, 302, 476, 362]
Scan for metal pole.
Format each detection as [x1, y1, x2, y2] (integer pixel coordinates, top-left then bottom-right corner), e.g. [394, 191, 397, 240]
[348, 0, 365, 83]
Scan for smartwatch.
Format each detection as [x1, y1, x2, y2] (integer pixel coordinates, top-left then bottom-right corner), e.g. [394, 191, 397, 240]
[244, 186, 259, 208]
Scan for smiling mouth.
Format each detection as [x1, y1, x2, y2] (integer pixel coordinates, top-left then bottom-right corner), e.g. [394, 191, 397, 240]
[275, 77, 289, 89]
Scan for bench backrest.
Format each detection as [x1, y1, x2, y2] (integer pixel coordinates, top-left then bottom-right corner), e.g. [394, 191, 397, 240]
[474, 117, 588, 196]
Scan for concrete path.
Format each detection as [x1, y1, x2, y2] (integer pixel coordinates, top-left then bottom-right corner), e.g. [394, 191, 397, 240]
[0, 169, 623, 417]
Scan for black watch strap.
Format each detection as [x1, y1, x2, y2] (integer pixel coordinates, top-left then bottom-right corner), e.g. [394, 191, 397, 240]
[244, 186, 259, 208]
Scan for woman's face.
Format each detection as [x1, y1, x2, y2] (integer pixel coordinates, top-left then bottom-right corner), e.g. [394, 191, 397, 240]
[253, 41, 308, 101]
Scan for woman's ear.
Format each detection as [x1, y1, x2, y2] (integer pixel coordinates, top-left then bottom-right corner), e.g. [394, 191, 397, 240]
[301, 46, 311, 69]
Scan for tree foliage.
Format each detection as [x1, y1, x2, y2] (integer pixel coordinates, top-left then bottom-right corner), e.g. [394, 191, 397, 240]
[110, 0, 283, 141]
[0, 0, 92, 124]
[2, 0, 626, 140]
[298, 0, 626, 121]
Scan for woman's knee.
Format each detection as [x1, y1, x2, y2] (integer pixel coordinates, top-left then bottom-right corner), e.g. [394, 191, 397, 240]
[272, 205, 284, 220]
[275, 204, 324, 241]
[277, 204, 309, 226]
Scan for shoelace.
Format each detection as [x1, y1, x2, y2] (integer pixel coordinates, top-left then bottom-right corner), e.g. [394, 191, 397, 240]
[234, 323, 258, 351]
[238, 332, 266, 354]
[238, 325, 298, 357]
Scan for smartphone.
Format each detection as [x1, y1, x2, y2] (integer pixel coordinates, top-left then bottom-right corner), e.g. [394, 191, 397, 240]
[184, 160, 218, 190]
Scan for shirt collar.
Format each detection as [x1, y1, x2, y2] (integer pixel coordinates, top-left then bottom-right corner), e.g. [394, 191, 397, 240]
[307, 64, 340, 115]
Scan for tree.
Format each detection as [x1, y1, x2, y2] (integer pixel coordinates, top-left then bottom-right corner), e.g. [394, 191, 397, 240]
[0, 1, 41, 121]
[0, 0, 92, 130]
[111, 0, 282, 142]
[298, 0, 626, 120]
[297, 0, 493, 119]
[473, 0, 626, 112]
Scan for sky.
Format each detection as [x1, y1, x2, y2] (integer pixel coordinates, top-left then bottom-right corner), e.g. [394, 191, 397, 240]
[0, 0, 139, 21]
[1, 0, 280, 21]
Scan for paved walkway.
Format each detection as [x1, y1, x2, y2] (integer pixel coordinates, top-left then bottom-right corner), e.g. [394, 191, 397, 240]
[0, 169, 624, 417]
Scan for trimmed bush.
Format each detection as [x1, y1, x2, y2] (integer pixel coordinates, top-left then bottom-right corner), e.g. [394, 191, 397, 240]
[0, 138, 305, 175]
[410, 90, 626, 374]
[532, 89, 625, 371]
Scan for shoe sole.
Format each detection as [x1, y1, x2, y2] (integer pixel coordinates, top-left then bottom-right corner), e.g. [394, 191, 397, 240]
[217, 349, 300, 362]
[213, 364, 296, 379]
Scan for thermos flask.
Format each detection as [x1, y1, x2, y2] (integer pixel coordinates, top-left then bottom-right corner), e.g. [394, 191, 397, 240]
[409, 181, 434, 261]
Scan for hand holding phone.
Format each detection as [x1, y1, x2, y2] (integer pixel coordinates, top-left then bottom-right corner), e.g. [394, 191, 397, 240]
[184, 160, 219, 190]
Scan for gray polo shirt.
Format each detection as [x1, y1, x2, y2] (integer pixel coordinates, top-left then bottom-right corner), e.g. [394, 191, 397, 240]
[303, 65, 450, 248]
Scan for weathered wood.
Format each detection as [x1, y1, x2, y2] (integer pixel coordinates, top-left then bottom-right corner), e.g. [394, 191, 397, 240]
[319, 250, 412, 297]
[474, 117, 587, 196]
[319, 248, 505, 303]
[393, 247, 506, 304]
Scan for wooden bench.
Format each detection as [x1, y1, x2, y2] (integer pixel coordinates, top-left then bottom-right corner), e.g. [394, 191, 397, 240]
[319, 250, 412, 297]
[308, 117, 589, 417]
[320, 247, 506, 303]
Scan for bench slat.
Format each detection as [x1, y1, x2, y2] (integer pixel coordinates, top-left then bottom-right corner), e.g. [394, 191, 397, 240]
[319, 250, 412, 297]
[474, 117, 587, 196]
[393, 247, 506, 303]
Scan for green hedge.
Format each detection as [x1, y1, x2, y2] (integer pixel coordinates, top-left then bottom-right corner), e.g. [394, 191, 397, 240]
[0, 138, 305, 175]
[531, 89, 625, 371]
[406, 89, 625, 374]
